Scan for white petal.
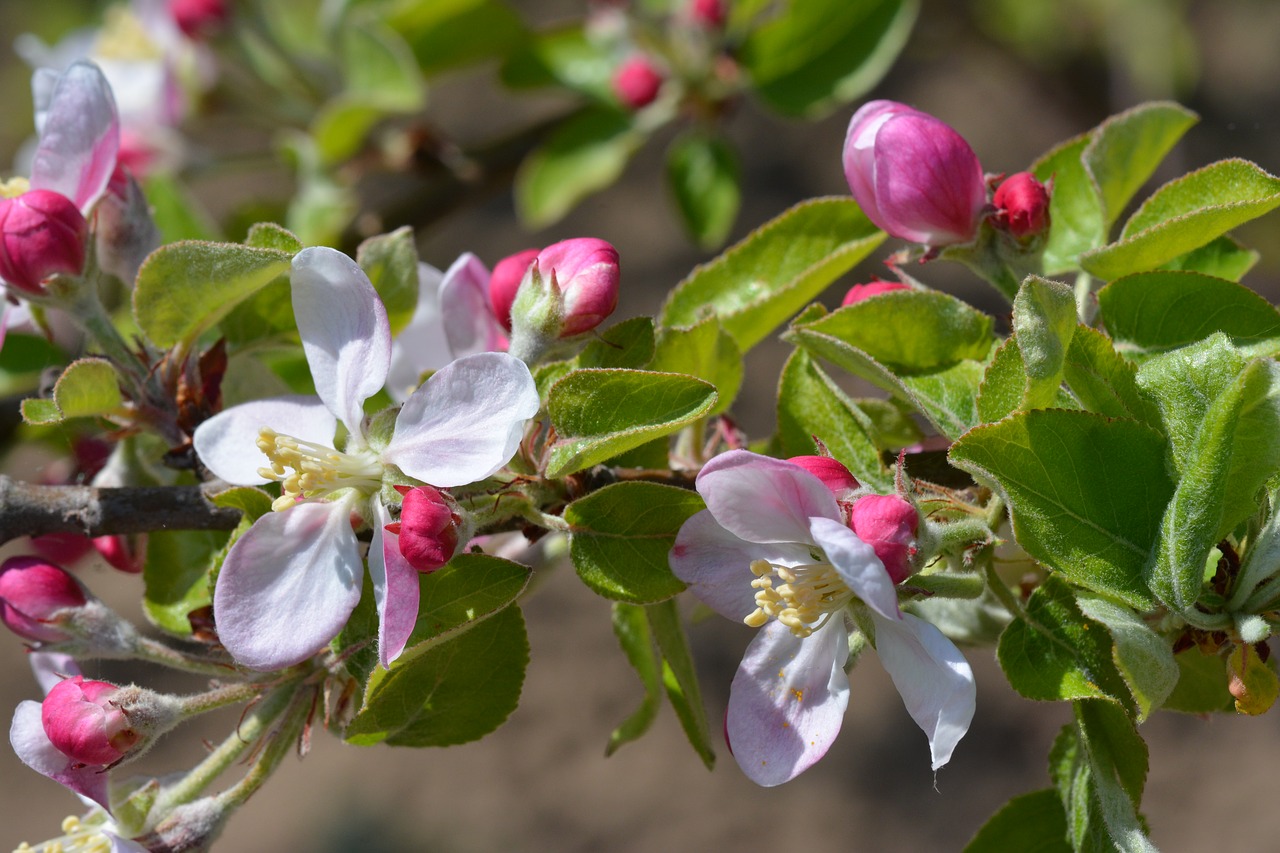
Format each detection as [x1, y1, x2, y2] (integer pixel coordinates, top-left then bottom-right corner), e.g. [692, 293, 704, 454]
[212, 500, 364, 670]
[697, 451, 841, 545]
[192, 396, 335, 485]
[10, 699, 110, 808]
[369, 501, 421, 668]
[726, 620, 850, 786]
[29, 61, 120, 212]
[386, 262, 453, 402]
[29, 651, 81, 695]
[439, 253, 506, 358]
[384, 352, 538, 487]
[290, 247, 391, 437]
[873, 611, 976, 770]
[809, 516, 900, 622]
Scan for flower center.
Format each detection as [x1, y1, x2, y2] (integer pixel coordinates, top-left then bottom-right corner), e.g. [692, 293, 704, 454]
[15, 815, 113, 853]
[0, 177, 30, 199]
[743, 558, 853, 639]
[94, 7, 162, 61]
[256, 428, 383, 512]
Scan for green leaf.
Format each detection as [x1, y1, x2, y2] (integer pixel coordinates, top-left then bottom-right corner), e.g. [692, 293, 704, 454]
[565, 482, 702, 603]
[1032, 134, 1104, 275]
[244, 222, 303, 253]
[666, 132, 741, 249]
[1013, 277, 1077, 409]
[578, 317, 656, 369]
[356, 227, 419, 335]
[515, 108, 641, 229]
[499, 23, 612, 96]
[1159, 235, 1258, 281]
[345, 606, 528, 747]
[1072, 700, 1156, 853]
[1049, 723, 1110, 853]
[646, 599, 715, 769]
[1075, 595, 1178, 720]
[546, 369, 718, 477]
[649, 319, 743, 416]
[854, 397, 924, 450]
[390, 0, 526, 76]
[19, 398, 60, 426]
[142, 173, 221, 243]
[662, 197, 884, 352]
[133, 241, 293, 347]
[950, 410, 1173, 608]
[741, 0, 918, 118]
[342, 19, 423, 108]
[1097, 271, 1280, 355]
[607, 603, 663, 755]
[1226, 644, 1278, 715]
[775, 349, 888, 489]
[52, 359, 123, 421]
[1082, 102, 1199, 227]
[963, 789, 1071, 853]
[997, 576, 1133, 708]
[1082, 159, 1280, 280]
[1163, 649, 1233, 714]
[144, 528, 226, 635]
[977, 337, 1026, 424]
[1062, 328, 1161, 425]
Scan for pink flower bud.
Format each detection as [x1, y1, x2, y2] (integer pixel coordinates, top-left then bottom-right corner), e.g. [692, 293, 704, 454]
[993, 172, 1051, 239]
[850, 494, 919, 584]
[29, 534, 96, 567]
[841, 281, 910, 306]
[843, 101, 986, 247]
[689, 0, 727, 28]
[788, 456, 860, 497]
[41, 675, 139, 766]
[93, 535, 145, 574]
[535, 237, 621, 337]
[612, 56, 665, 110]
[489, 248, 540, 333]
[0, 557, 87, 643]
[169, 0, 230, 39]
[0, 190, 88, 293]
[390, 486, 460, 574]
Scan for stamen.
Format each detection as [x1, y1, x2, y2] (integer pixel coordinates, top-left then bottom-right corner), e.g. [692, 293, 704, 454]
[14, 814, 114, 853]
[0, 177, 29, 199]
[256, 428, 383, 511]
[743, 558, 853, 638]
[94, 7, 162, 60]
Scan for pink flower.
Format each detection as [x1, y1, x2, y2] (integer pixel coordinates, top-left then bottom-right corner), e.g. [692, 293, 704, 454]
[0, 190, 88, 293]
[688, 0, 727, 28]
[386, 486, 461, 574]
[993, 172, 1051, 239]
[0, 556, 87, 643]
[169, 0, 230, 39]
[786, 455, 860, 496]
[42, 675, 139, 766]
[850, 494, 919, 584]
[669, 451, 974, 785]
[531, 237, 622, 337]
[488, 248, 540, 332]
[841, 281, 910, 306]
[612, 56, 664, 110]
[843, 100, 986, 247]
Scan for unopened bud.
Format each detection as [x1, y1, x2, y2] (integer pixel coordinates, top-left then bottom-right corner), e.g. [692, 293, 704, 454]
[612, 55, 665, 110]
[41, 676, 140, 765]
[93, 534, 145, 574]
[488, 248, 539, 332]
[841, 281, 910, 306]
[389, 486, 460, 573]
[850, 494, 919, 584]
[993, 172, 1051, 239]
[169, 0, 230, 39]
[788, 456, 860, 497]
[0, 557, 88, 643]
[689, 0, 727, 28]
[843, 101, 985, 247]
[507, 237, 620, 362]
[0, 190, 88, 293]
[95, 167, 161, 286]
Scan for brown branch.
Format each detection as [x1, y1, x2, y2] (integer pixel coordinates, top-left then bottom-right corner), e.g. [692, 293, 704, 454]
[0, 477, 243, 546]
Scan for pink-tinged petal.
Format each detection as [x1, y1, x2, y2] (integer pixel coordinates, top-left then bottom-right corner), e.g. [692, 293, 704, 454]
[439, 253, 507, 358]
[384, 352, 538, 487]
[369, 502, 420, 668]
[212, 501, 363, 670]
[290, 247, 391, 437]
[105, 831, 148, 853]
[386, 263, 453, 403]
[726, 620, 849, 786]
[697, 451, 841, 545]
[670, 510, 810, 621]
[809, 516, 899, 622]
[29, 652, 82, 695]
[30, 62, 120, 213]
[10, 700, 111, 809]
[30, 68, 59, 135]
[872, 611, 976, 770]
[842, 100, 916, 231]
[192, 396, 335, 486]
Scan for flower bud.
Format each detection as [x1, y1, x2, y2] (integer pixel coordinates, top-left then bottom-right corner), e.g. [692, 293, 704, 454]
[488, 248, 540, 332]
[95, 167, 161, 287]
[613, 55, 665, 110]
[850, 494, 919, 584]
[169, 0, 230, 39]
[788, 456, 860, 497]
[843, 101, 985, 247]
[93, 535, 145, 574]
[41, 675, 140, 766]
[993, 172, 1051, 240]
[389, 486, 461, 573]
[535, 237, 621, 336]
[689, 0, 727, 28]
[0, 557, 88, 643]
[841, 281, 910, 306]
[0, 190, 88, 293]
[29, 534, 96, 567]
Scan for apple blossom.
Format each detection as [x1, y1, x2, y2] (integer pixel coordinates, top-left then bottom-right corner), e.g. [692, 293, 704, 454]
[0, 190, 89, 293]
[842, 100, 986, 247]
[42, 676, 140, 766]
[0, 556, 88, 644]
[842, 280, 910, 305]
[613, 55, 665, 110]
[506, 238, 621, 361]
[193, 247, 540, 670]
[669, 450, 974, 785]
[993, 171, 1051, 239]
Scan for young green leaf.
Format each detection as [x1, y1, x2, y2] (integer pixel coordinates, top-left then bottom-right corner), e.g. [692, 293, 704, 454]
[647, 599, 715, 769]
[1076, 595, 1178, 720]
[963, 789, 1071, 853]
[1032, 134, 1104, 275]
[1012, 276, 1077, 410]
[607, 602, 663, 755]
[1061, 327, 1160, 425]
[649, 318, 742, 415]
[667, 132, 741, 249]
[1082, 101, 1198, 227]
[356, 226, 420, 335]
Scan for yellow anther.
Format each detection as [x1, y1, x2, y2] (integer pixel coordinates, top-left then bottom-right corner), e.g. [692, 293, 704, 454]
[742, 557, 853, 639]
[94, 6, 161, 60]
[0, 177, 30, 199]
[255, 427, 382, 511]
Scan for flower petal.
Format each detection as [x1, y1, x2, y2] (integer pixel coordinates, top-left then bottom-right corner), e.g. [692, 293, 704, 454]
[386, 262, 453, 402]
[439, 253, 507, 358]
[697, 450, 841, 545]
[369, 501, 420, 668]
[192, 396, 335, 486]
[212, 500, 364, 670]
[670, 510, 810, 621]
[290, 247, 391, 437]
[10, 699, 110, 808]
[29, 62, 120, 213]
[809, 516, 900, 621]
[29, 651, 81, 695]
[726, 620, 850, 786]
[384, 352, 538, 487]
[872, 611, 976, 770]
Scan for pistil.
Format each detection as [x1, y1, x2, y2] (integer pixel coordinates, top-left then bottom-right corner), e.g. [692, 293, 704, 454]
[256, 428, 383, 512]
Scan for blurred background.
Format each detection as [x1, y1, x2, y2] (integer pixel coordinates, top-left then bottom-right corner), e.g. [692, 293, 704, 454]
[3, 0, 1280, 849]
